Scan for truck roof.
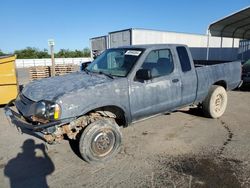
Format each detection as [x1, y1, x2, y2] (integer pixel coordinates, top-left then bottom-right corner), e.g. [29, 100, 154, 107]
[115, 44, 187, 50]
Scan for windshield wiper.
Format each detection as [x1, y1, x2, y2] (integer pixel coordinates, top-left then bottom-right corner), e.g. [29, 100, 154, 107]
[97, 71, 114, 79]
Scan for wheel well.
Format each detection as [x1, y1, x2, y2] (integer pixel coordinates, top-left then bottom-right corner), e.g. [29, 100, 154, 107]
[89, 106, 127, 127]
[213, 80, 227, 90]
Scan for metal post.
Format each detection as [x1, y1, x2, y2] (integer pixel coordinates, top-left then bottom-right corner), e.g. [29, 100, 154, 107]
[48, 39, 55, 77]
[220, 36, 223, 48]
[50, 45, 55, 76]
[206, 29, 210, 61]
[220, 36, 223, 61]
[232, 38, 235, 60]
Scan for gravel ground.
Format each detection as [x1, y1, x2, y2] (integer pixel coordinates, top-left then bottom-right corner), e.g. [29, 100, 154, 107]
[0, 70, 249, 188]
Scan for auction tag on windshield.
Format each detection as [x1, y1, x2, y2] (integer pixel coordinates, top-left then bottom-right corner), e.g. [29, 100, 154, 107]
[125, 50, 142, 56]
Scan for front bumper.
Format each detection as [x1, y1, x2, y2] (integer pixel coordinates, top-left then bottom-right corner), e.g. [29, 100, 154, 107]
[4, 100, 61, 132]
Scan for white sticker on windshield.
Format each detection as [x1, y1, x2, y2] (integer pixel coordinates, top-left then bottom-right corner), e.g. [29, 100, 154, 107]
[125, 50, 142, 56]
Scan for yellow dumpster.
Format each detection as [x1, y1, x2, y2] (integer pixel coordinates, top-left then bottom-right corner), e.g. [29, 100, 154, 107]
[0, 55, 18, 105]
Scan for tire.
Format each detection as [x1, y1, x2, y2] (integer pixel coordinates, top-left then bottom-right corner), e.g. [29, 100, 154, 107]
[79, 118, 122, 163]
[202, 85, 228, 118]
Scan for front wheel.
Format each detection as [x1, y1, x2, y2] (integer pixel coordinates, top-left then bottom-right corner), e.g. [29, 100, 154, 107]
[202, 85, 228, 118]
[79, 118, 122, 163]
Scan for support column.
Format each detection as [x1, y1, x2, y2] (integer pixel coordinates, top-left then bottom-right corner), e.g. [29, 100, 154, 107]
[206, 29, 210, 61]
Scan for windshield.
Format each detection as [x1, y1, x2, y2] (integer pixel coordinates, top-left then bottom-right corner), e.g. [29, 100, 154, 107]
[86, 48, 144, 77]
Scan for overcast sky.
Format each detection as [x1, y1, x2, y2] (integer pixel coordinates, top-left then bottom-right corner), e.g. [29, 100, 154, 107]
[1, 0, 249, 52]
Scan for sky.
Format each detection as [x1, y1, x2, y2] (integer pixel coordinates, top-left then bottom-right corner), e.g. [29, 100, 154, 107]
[1, 0, 249, 53]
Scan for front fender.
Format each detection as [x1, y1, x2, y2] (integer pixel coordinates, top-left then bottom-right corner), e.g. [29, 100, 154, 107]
[80, 102, 131, 125]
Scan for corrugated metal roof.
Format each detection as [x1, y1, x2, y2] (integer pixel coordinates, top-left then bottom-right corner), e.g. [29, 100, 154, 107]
[209, 6, 250, 39]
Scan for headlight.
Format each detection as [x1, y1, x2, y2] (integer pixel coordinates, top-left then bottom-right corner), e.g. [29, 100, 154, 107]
[33, 100, 61, 121]
[34, 101, 46, 118]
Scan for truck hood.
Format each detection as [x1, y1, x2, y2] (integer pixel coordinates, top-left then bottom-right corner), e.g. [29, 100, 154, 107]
[22, 71, 112, 101]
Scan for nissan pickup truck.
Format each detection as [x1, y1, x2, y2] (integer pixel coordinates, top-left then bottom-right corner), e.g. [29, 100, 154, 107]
[5, 44, 241, 163]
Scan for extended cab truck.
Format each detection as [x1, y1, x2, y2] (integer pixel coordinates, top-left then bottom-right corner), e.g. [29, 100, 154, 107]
[5, 44, 241, 163]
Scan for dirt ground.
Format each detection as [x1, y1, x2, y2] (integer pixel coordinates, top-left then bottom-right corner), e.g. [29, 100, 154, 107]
[0, 70, 250, 188]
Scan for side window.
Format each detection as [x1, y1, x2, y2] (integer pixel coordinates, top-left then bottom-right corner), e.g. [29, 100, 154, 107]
[142, 49, 174, 78]
[177, 46, 192, 72]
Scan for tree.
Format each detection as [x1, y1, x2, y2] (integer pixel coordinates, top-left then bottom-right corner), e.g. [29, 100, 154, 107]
[83, 48, 91, 57]
[14, 47, 50, 59]
[12, 47, 91, 59]
[56, 49, 71, 58]
[74, 50, 84, 57]
[55, 48, 91, 58]
[0, 49, 6, 56]
[37, 49, 50, 58]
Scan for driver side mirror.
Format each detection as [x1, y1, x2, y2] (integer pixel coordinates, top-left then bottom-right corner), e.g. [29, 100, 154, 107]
[81, 61, 91, 71]
[136, 69, 152, 80]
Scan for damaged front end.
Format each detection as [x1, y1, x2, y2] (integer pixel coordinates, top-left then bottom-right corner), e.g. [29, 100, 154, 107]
[4, 94, 80, 144]
[5, 99, 63, 143]
[5, 95, 114, 144]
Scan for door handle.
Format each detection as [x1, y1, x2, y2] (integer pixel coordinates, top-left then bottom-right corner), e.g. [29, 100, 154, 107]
[172, 78, 179, 83]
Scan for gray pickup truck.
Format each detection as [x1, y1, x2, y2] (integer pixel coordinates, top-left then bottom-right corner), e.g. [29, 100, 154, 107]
[5, 44, 241, 163]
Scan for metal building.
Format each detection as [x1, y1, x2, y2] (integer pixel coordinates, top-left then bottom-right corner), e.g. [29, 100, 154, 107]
[90, 28, 239, 61]
[90, 35, 109, 59]
[208, 6, 250, 62]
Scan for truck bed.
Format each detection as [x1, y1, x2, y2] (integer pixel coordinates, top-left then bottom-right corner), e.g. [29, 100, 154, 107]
[195, 61, 242, 102]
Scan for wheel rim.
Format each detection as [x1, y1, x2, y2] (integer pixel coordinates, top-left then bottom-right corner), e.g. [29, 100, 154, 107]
[91, 129, 116, 157]
[214, 93, 224, 113]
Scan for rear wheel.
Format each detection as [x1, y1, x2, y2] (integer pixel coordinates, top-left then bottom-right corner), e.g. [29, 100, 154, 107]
[202, 85, 228, 118]
[79, 118, 122, 163]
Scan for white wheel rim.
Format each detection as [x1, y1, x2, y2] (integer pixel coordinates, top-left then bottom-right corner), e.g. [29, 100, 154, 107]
[214, 93, 224, 113]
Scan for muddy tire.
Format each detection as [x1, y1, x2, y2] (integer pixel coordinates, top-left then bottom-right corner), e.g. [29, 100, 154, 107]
[79, 118, 122, 163]
[202, 85, 228, 118]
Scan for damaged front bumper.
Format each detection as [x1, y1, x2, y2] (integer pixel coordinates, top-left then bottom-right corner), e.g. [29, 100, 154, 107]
[5, 100, 93, 143]
[4, 100, 64, 142]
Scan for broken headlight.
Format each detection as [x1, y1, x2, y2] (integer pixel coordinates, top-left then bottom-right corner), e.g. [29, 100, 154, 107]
[33, 100, 61, 121]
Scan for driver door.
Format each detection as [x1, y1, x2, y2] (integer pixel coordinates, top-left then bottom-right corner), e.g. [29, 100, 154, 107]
[129, 48, 182, 121]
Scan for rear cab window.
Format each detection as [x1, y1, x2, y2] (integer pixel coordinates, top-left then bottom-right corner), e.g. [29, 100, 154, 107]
[177, 46, 192, 72]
